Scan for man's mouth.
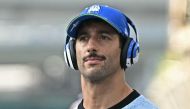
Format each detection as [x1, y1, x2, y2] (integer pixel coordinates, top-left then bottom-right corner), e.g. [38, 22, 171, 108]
[83, 55, 106, 65]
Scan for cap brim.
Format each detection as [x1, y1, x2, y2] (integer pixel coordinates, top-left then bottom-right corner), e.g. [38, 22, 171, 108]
[67, 14, 119, 38]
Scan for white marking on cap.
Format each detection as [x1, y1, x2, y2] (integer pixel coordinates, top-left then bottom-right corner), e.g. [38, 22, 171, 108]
[87, 5, 100, 13]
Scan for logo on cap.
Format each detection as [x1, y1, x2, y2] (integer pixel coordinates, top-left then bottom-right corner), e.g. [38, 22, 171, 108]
[70, 21, 79, 32]
[87, 5, 100, 13]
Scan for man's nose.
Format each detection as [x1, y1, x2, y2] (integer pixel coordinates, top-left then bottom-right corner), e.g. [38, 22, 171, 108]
[86, 37, 98, 53]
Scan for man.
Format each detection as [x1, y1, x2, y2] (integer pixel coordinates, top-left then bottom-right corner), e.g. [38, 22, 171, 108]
[65, 4, 158, 109]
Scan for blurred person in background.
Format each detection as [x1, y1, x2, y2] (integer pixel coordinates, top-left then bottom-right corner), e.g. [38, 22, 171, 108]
[65, 4, 158, 109]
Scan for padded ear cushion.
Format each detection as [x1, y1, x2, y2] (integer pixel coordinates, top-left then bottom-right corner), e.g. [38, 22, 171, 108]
[64, 39, 78, 70]
[120, 38, 133, 69]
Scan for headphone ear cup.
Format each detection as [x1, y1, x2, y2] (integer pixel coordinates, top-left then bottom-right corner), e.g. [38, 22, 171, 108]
[121, 38, 139, 69]
[131, 42, 140, 65]
[64, 39, 78, 70]
[121, 38, 132, 69]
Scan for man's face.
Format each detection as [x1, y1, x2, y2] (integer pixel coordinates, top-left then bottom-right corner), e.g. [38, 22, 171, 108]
[75, 20, 121, 83]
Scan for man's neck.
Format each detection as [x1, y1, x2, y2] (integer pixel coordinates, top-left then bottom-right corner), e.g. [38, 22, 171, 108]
[81, 70, 133, 109]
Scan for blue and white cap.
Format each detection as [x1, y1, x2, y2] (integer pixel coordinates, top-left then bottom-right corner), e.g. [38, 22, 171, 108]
[66, 4, 137, 40]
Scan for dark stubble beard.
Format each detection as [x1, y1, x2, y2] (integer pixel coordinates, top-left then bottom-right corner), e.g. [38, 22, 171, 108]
[79, 50, 120, 84]
[81, 60, 118, 84]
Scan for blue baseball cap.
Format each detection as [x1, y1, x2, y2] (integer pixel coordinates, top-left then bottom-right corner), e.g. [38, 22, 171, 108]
[66, 4, 135, 39]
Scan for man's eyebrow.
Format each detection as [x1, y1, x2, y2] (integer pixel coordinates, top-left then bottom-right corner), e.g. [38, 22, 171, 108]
[77, 31, 88, 36]
[99, 30, 117, 34]
[98, 30, 109, 33]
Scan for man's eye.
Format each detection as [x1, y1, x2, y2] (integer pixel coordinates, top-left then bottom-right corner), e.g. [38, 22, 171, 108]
[100, 33, 111, 40]
[77, 35, 88, 41]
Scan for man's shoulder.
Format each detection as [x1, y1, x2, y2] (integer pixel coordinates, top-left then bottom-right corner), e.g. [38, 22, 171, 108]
[122, 95, 158, 109]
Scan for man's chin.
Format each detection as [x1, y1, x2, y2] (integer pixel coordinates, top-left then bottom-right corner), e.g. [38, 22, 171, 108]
[84, 68, 100, 74]
[80, 64, 106, 78]
[85, 65, 103, 72]
[82, 70, 106, 83]
[82, 66, 104, 75]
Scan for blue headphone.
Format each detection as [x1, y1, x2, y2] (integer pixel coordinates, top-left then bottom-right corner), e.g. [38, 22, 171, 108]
[64, 4, 140, 70]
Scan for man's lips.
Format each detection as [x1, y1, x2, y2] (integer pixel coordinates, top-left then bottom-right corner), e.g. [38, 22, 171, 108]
[83, 56, 106, 64]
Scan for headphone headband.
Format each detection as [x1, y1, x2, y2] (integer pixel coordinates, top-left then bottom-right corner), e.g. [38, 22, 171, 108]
[125, 16, 138, 42]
